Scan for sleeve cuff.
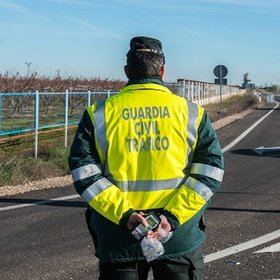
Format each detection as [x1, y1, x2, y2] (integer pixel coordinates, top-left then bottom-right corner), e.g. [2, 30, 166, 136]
[118, 209, 136, 228]
[162, 210, 180, 230]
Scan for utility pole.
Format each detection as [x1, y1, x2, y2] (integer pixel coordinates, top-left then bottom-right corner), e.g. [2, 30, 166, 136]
[25, 62, 32, 77]
[56, 69, 61, 78]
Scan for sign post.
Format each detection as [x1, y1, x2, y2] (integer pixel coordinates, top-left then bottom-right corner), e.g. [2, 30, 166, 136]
[214, 65, 228, 115]
[0, 94, 2, 131]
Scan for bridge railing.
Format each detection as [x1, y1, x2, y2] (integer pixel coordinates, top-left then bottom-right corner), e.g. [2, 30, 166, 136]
[175, 79, 244, 105]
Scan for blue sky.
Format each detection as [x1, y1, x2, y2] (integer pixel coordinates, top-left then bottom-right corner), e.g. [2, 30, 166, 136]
[0, 0, 280, 85]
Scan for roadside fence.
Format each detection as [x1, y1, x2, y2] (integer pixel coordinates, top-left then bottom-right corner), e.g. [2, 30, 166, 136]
[0, 81, 244, 158]
[176, 79, 243, 105]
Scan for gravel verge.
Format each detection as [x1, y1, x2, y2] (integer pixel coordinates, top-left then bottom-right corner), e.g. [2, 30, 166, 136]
[212, 108, 253, 130]
[0, 176, 72, 197]
[0, 108, 254, 197]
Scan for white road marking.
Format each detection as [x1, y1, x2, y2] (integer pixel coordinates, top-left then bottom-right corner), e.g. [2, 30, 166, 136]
[222, 102, 279, 153]
[0, 194, 80, 212]
[204, 229, 280, 263]
[254, 242, 280, 253]
[253, 146, 280, 155]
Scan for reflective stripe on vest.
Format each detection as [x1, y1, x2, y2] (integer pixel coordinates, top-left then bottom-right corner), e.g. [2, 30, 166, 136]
[187, 101, 198, 147]
[190, 163, 224, 182]
[114, 177, 184, 192]
[185, 176, 213, 201]
[81, 178, 112, 203]
[71, 163, 102, 182]
[185, 101, 199, 171]
[94, 101, 108, 159]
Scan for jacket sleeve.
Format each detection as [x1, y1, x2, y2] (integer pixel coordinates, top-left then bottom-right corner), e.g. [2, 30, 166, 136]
[163, 111, 224, 228]
[68, 110, 135, 225]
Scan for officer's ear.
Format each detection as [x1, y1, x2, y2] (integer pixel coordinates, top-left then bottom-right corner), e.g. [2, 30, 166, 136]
[160, 65, 165, 81]
[124, 65, 130, 79]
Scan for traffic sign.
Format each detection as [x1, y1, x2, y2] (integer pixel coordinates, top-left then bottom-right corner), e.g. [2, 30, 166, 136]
[215, 78, 227, 85]
[213, 64, 228, 115]
[214, 65, 228, 78]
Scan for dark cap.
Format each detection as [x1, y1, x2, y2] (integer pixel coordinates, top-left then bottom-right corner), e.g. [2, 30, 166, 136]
[126, 36, 165, 58]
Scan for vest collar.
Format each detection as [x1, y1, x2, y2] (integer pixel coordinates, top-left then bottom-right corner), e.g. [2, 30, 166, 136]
[126, 78, 164, 86]
[122, 79, 172, 94]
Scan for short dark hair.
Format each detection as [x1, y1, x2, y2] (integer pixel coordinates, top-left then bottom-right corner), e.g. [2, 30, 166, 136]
[126, 52, 165, 80]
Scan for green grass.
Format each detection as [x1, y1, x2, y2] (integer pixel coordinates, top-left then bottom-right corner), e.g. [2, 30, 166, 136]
[2, 114, 68, 130]
[0, 145, 70, 186]
[204, 93, 259, 122]
[1, 103, 85, 132]
[0, 127, 76, 186]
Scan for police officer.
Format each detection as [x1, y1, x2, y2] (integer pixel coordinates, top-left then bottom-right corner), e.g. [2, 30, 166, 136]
[68, 36, 224, 280]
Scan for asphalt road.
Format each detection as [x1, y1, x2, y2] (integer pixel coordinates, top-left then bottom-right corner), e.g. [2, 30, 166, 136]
[1, 102, 279, 280]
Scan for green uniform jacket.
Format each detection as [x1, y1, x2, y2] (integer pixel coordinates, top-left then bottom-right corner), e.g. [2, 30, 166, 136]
[68, 80, 224, 262]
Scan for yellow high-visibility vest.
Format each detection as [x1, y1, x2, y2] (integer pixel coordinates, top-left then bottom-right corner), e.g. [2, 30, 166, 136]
[87, 83, 205, 223]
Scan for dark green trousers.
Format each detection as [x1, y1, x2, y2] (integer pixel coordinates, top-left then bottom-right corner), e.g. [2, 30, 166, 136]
[98, 248, 204, 280]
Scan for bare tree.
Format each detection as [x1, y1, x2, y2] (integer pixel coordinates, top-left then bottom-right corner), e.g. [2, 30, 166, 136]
[68, 94, 87, 115]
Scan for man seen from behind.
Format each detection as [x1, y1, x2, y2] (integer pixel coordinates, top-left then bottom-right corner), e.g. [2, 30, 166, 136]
[68, 36, 224, 280]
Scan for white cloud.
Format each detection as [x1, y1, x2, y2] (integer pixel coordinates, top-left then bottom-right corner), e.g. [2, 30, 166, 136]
[0, 0, 45, 18]
[63, 17, 124, 39]
[0, 1, 28, 13]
